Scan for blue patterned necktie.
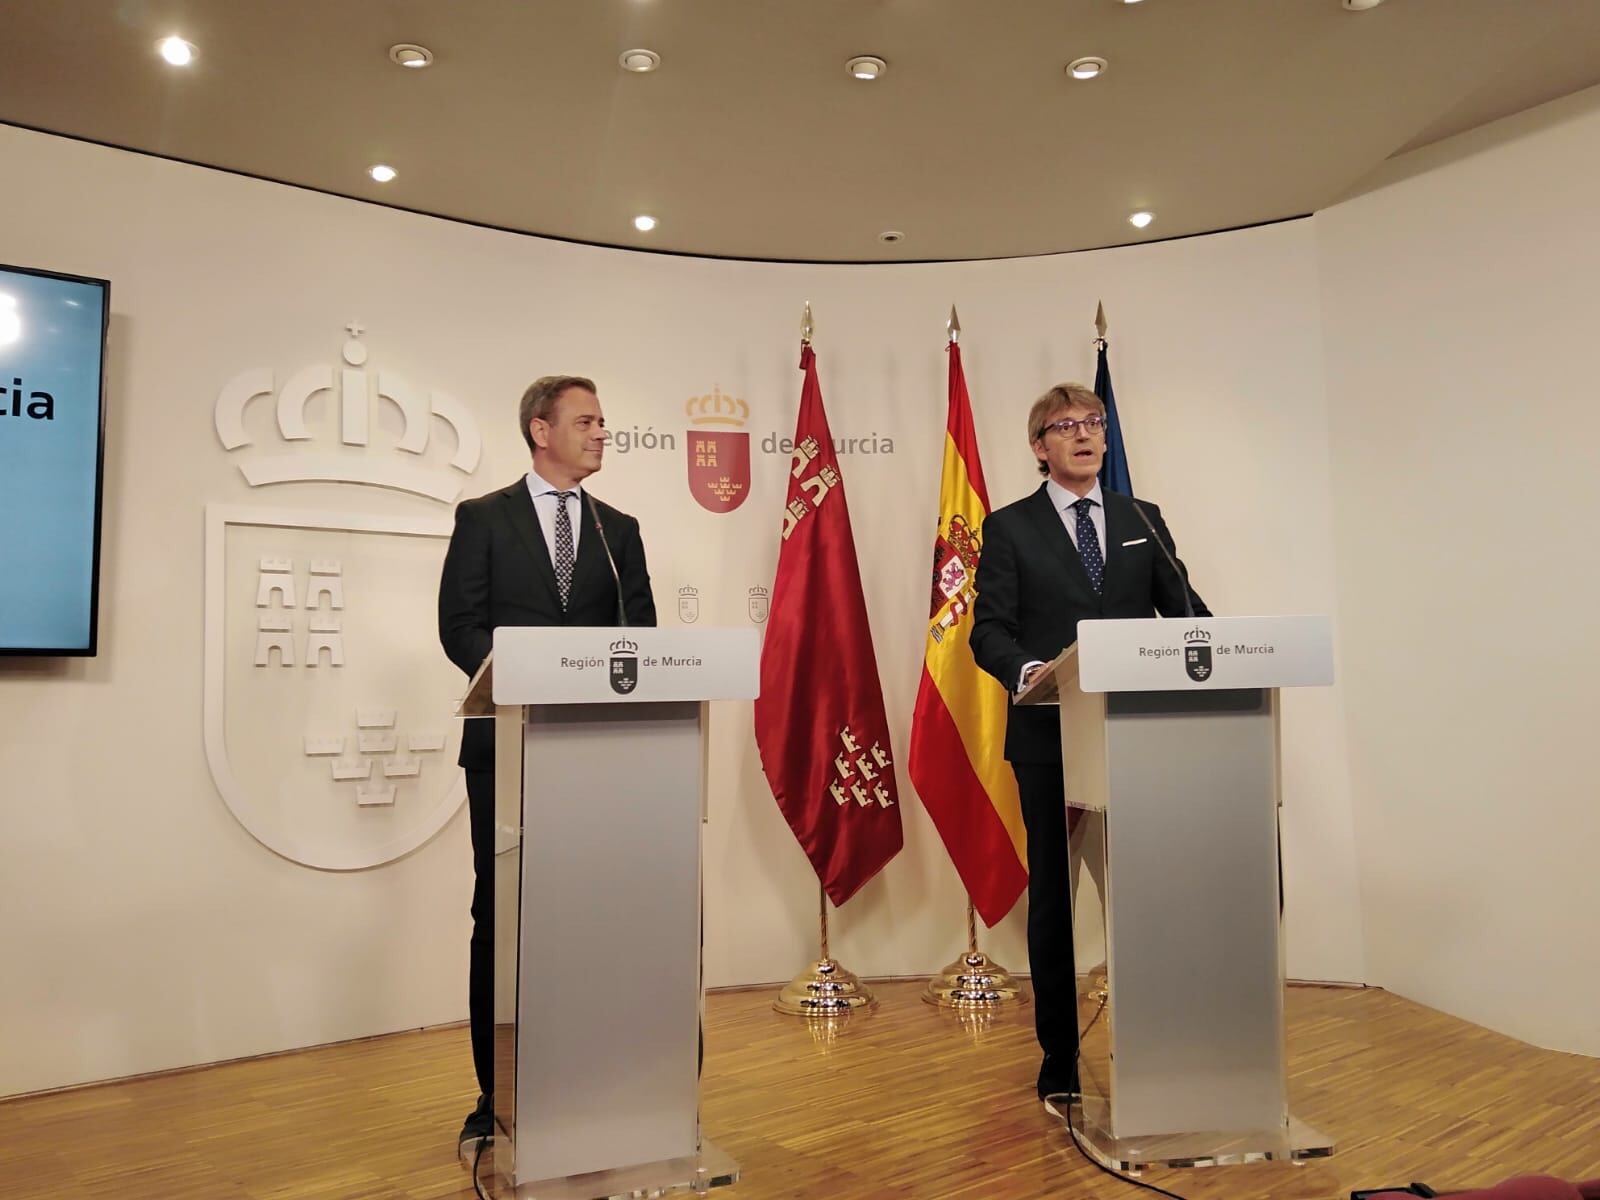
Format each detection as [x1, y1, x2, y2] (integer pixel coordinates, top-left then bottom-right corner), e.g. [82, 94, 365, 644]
[1075, 497, 1104, 594]
[552, 490, 576, 607]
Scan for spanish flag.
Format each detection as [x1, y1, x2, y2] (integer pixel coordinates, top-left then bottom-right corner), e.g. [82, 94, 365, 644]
[907, 334, 1027, 927]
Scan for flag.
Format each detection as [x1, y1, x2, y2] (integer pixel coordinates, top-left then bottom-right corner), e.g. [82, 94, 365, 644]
[753, 343, 903, 906]
[907, 340, 1027, 927]
[1095, 339, 1134, 495]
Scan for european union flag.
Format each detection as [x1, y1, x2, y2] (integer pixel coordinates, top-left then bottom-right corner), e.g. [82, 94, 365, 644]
[1094, 340, 1133, 496]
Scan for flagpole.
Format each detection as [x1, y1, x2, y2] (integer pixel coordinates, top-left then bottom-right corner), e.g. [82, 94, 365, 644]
[770, 300, 881, 1018]
[819, 882, 829, 962]
[918, 305, 1026, 1013]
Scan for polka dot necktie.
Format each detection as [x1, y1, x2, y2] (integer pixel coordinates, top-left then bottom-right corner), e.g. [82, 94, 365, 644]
[1075, 497, 1104, 594]
[552, 490, 576, 607]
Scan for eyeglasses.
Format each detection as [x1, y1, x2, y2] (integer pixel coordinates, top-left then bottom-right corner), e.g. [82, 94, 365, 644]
[1040, 415, 1107, 438]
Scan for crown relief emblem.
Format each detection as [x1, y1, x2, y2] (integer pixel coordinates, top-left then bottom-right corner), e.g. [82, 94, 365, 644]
[213, 322, 482, 503]
[685, 386, 749, 428]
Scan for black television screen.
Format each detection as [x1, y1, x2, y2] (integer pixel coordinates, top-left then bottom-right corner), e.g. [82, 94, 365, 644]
[0, 263, 109, 656]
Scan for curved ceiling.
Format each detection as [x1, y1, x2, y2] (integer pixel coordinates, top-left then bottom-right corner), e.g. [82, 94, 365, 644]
[2, 0, 1599, 262]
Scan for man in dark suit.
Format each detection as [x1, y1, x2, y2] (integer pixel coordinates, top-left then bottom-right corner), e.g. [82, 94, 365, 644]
[438, 375, 656, 1151]
[971, 382, 1208, 1106]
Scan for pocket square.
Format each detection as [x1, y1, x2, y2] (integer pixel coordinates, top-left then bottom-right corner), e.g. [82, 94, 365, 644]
[1120, 537, 1148, 547]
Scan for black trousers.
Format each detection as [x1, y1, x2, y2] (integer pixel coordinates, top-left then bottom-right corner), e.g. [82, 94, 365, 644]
[1013, 761, 1078, 1064]
[466, 768, 495, 1098]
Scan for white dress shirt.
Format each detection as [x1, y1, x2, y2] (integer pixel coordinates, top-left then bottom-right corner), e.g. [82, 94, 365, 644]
[1017, 479, 1106, 691]
[524, 469, 582, 557]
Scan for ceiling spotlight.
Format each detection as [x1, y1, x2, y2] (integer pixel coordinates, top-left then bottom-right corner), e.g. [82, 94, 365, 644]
[157, 36, 195, 66]
[1067, 56, 1108, 80]
[847, 56, 888, 81]
[633, 215, 657, 232]
[1128, 211, 1155, 229]
[388, 44, 434, 68]
[368, 164, 397, 183]
[1122, 0, 1147, 5]
[1342, 0, 1386, 8]
[879, 230, 905, 244]
[619, 48, 661, 73]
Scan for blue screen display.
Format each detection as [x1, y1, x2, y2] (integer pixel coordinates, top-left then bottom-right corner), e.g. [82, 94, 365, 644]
[0, 265, 108, 654]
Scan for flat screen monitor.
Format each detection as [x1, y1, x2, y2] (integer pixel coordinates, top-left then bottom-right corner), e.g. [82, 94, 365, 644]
[0, 262, 110, 656]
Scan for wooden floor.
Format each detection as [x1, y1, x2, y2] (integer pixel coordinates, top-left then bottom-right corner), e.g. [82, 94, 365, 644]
[3, 981, 1597, 1199]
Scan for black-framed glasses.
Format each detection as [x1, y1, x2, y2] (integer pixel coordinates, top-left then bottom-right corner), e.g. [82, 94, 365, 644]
[1041, 415, 1107, 438]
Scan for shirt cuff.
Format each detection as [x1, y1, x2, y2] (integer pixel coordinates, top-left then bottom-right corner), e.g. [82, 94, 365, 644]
[1017, 660, 1046, 693]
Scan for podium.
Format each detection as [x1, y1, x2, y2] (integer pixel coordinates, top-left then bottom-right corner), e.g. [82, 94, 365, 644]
[460, 626, 759, 1199]
[1016, 615, 1337, 1170]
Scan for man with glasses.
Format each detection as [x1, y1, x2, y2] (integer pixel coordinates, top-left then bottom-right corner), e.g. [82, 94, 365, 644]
[971, 381, 1208, 1107]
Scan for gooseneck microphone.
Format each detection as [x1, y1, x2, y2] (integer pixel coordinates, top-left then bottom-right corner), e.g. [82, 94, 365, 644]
[585, 489, 629, 627]
[1129, 498, 1195, 620]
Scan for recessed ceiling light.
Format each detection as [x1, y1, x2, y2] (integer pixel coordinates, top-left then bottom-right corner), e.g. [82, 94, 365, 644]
[879, 230, 904, 244]
[1342, 0, 1386, 8]
[1067, 56, 1108, 80]
[1128, 211, 1154, 229]
[157, 36, 195, 66]
[388, 44, 434, 69]
[368, 164, 397, 183]
[1122, 0, 1147, 5]
[619, 49, 661, 73]
[847, 56, 888, 81]
[633, 215, 657, 232]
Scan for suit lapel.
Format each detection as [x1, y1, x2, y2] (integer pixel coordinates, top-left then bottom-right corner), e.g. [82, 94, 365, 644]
[498, 482, 561, 607]
[568, 490, 609, 603]
[1099, 492, 1135, 602]
[1023, 483, 1097, 600]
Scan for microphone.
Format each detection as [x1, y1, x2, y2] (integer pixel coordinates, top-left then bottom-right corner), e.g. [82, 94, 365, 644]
[584, 490, 629, 627]
[1129, 498, 1194, 620]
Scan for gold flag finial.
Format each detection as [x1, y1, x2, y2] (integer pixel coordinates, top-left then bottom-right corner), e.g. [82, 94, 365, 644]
[801, 301, 814, 345]
[948, 305, 961, 344]
[1094, 300, 1108, 345]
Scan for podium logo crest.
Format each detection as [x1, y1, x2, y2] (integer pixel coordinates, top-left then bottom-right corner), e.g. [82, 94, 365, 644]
[677, 585, 700, 624]
[747, 585, 770, 624]
[610, 637, 640, 694]
[1184, 627, 1213, 682]
[685, 387, 751, 513]
[203, 324, 480, 870]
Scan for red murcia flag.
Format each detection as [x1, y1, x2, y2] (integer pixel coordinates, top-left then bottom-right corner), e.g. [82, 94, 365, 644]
[685, 386, 752, 513]
[753, 343, 903, 905]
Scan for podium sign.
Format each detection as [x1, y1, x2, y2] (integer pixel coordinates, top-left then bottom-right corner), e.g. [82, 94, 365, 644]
[491, 626, 759, 705]
[1076, 615, 1333, 693]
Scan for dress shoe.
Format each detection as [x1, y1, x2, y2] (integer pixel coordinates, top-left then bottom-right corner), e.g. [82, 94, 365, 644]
[1036, 1054, 1080, 1101]
[458, 1092, 493, 1148]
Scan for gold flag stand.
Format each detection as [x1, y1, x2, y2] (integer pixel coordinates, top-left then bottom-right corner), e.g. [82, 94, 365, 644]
[922, 899, 1027, 1009]
[774, 885, 877, 1015]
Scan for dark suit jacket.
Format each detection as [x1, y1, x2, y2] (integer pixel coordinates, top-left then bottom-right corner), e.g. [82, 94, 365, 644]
[970, 483, 1209, 765]
[438, 479, 657, 769]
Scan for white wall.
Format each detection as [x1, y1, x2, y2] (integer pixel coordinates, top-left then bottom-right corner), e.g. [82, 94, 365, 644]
[1317, 85, 1600, 1055]
[0, 125, 1362, 1096]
